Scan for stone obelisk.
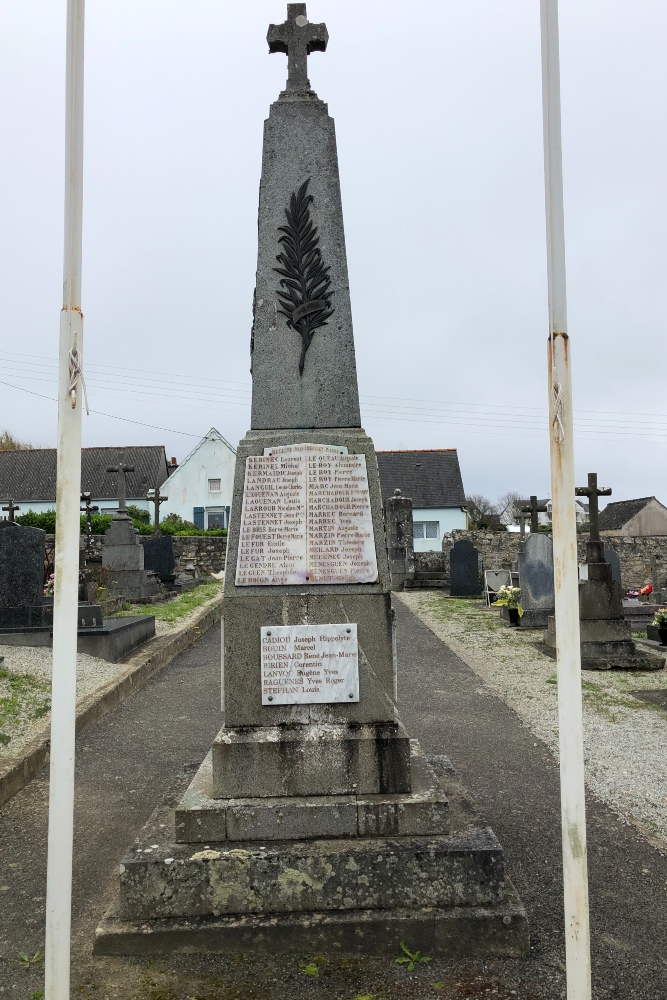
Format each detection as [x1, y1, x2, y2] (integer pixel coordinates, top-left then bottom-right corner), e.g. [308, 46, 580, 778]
[96, 5, 528, 956]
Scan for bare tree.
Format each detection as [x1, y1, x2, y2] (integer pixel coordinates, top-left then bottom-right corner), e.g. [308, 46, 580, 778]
[496, 491, 525, 525]
[0, 430, 33, 451]
[465, 494, 498, 530]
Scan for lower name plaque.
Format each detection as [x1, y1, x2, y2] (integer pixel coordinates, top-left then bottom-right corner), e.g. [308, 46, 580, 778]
[260, 623, 359, 705]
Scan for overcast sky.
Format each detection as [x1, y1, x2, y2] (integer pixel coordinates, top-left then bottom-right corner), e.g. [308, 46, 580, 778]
[1, 1, 666, 508]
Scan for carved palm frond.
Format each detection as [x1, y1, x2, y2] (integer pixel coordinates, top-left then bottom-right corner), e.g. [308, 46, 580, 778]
[274, 178, 334, 374]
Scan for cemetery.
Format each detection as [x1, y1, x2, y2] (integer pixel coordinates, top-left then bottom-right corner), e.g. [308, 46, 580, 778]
[2, 4, 667, 1000]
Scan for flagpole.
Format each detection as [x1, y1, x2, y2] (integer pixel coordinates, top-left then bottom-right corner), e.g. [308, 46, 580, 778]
[540, 3, 592, 998]
[45, 2, 86, 998]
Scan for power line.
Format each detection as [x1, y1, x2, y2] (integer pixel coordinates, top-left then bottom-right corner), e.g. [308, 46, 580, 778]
[0, 380, 202, 438]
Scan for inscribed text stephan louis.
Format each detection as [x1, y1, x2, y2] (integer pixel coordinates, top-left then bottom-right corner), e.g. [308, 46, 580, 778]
[261, 623, 359, 705]
[236, 443, 378, 585]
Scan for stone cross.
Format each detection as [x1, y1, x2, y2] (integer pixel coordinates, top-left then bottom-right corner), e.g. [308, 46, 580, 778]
[80, 492, 99, 536]
[147, 487, 168, 536]
[1, 498, 20, 523]
[267, 3, 328, 93]
[575, 472, 611, 543]
[107, 459, 134, 515]
[518, 511, 529, 538]
[521, 496, 548, 534]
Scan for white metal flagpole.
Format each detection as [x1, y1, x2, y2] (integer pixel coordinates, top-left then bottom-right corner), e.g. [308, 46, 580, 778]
[45, 2, 86, 998]
[539, 3, 592, 998]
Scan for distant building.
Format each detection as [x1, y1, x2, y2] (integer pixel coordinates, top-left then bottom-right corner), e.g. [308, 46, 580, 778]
[0, 445, 170, 517]
[598, 496, 667, 537]
[376, 449, 466, 552]
[502, 497, 588, 531]
[161, 428, 236, 530]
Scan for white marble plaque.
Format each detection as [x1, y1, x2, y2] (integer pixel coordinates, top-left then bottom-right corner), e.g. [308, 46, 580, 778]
[260, 623, 359, 704]
[236, 443, 378, 586]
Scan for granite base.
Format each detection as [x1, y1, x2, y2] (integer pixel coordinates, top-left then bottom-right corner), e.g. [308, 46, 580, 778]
[177, 741, 448, 843]
[544, 617, 664, 671]
[498, 606, 551, 629]
[211, 720, 412, 799]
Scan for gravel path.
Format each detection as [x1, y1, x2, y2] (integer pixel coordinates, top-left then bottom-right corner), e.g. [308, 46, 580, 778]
[399, 592, 667, 849]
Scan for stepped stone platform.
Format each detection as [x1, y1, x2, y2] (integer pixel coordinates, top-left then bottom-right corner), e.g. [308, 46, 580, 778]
[94, 740, 528, 957]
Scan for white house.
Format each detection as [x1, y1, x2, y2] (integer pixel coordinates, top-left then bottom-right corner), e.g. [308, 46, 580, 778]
[162, 428, 236, 529]
[376, 449, 467, 553]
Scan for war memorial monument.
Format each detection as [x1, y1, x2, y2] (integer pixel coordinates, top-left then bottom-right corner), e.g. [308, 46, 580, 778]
[96, 5, 528, 956]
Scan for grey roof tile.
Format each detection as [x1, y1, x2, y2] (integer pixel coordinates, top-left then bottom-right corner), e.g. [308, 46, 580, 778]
[376, 450, 465, 509]
[0, 446, 170, 503]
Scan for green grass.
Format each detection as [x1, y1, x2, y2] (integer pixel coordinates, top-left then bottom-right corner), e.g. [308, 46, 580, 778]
[0, 668, 51, 748]
[112, 579, 223, 625]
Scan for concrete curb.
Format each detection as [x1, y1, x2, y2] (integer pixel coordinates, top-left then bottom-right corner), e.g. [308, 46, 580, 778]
[0, 596, 223, 810]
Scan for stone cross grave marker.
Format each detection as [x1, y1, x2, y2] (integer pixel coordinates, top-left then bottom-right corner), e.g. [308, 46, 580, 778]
[545, 472, 662, 669]
[267, 2, 328, 93]
[80, 491, 99, 535]
[1, 498, 20, 523]
[106, 457, 134, 515]
[521, 495, 548, 534]
[147, 487, 167, 535]
[575, 472, 611, 543]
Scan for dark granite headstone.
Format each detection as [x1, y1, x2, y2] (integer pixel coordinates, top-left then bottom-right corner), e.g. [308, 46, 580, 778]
[450, 539, 482, 597]
[517, 533, 554, 628]
[141, 536, 177, 584]
[603, 545, 622, 587]
[0, 522, 46, 627]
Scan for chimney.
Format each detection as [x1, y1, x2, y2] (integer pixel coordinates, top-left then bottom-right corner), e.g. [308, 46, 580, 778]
[170, 457, 177, 467]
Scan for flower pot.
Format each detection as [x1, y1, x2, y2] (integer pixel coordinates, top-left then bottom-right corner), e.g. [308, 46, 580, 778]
[508, 607, 520, 627]
[658, 626, 667, 647]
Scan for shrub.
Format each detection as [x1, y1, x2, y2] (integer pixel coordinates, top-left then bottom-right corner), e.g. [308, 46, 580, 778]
[126, 504, 150, 524]
[16, 510, 57, 533]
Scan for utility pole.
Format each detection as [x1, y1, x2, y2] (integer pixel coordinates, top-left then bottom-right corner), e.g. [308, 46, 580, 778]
[45, 3, 86, 998]
[540, 3, 591, 998]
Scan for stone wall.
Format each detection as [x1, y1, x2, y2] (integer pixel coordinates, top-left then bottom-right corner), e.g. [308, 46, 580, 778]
[170, 535, 227, 576]
[45, 534, 227, 577]
[414, 551, 446, 573]
[441, 529, 667, 592]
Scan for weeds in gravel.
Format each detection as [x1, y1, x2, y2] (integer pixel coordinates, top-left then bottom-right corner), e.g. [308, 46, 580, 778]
[395, 941, 431, 971]
[0, 670, 51, 748]
[16, 949, 44, 970]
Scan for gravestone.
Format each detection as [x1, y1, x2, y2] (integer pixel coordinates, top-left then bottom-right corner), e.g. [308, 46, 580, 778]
[517, 533, 554, 628]
[450, 538, 483, 596]
[384, 489, 415, 591]
[545, 473, 662, 670]
[603, 545, 622, 588]
[0, 522, 47, 629]
[97, 4, 528, 958]
[141, 536, 177, 585]
[102, 516, 161, 600]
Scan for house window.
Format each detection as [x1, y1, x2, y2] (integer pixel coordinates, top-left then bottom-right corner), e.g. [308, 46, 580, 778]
[414, 521, 439, 540]
[208, 478, 221, 492]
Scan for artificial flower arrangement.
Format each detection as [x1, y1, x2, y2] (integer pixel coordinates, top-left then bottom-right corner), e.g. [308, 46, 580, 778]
[494, 584, 524, 617]
[651, 608, 667, 627]
[43, 572, 55, 597]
